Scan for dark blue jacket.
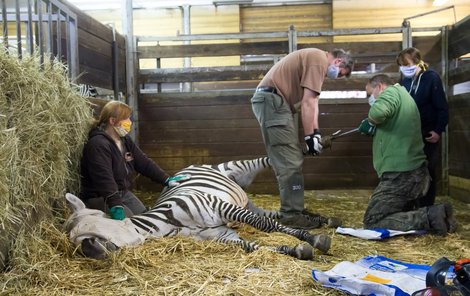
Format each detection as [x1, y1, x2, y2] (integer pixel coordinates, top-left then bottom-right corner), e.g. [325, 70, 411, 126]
[400, 69, 448, 135]
[80, 127, 169, 207]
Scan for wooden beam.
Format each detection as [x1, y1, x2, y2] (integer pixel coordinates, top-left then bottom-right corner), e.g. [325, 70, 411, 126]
[138, 41, 289, 59]
[449, 15, 470, 59]
[139, 65, 270, 83]
[448, 63, 470, 86]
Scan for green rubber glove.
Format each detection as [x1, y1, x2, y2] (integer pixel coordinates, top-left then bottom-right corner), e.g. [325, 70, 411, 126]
[165, 174, 191, 187]
[358, 119, 376, 136]
[109, 206, 125, 220]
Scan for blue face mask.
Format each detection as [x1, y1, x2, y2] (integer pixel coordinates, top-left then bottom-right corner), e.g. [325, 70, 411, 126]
[327, 65, 340, 79]
[399, 65, 418, 78]
[368, 95, 376, 106]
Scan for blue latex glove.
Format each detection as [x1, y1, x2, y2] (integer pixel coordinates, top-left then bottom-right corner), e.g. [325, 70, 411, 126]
[165, 174, 191, 187]
[109, 206, 125, 220]
[358, 119, 376, 136]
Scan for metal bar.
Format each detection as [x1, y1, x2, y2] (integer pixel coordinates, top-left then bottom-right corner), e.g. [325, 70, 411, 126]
[139, 27, 406, 42]
[298, 27, 403, 37]
[66, 14, 71, 76]
[108, 23, 120, 100]
[56, 8, 61, 60]
[404, 5, 455, 21]
[2, 0, 8, 49]
[68, 16, 79, 79]
[402, 20, 412, 49]
[122, 0, 139, 143]
[441, 25, 449, 195]
[27, 0, 34, 54]
[37, 0, 44, 64]
[288, 25, 297, 53]
[0, 13, 66, 22]
[156, 57, 161, 93]
[138, 31, 288, 42]
[15, 0, 22, 58]
[412, 27, 443, 32]
[48, 1, 53, 56]
[182, 5, 191, 92]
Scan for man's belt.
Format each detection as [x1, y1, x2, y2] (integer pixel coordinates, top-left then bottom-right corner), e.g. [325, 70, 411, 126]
[256, 86, 277, 94]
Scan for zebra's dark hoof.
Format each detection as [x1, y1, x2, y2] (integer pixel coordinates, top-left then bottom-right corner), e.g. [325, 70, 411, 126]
[294, 244, 314, 260]
[307, 234, 331, 254]
[327, 217, 342, 228]
[80, 238, 118, 259]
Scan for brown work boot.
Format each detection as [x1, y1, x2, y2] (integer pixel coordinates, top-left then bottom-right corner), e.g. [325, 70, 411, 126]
[443, 203, 458, 233]
[427, 204, 448, 236]
[302, 209, 342, 228]
[278, 214, 322, 230]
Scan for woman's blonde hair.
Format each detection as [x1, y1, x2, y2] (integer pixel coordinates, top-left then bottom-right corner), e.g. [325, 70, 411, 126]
[94, 100, 132, 129]
[396, 47, 428, 71]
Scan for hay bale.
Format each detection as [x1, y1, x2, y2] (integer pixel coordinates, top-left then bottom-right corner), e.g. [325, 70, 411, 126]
[0, 49, 94, 270]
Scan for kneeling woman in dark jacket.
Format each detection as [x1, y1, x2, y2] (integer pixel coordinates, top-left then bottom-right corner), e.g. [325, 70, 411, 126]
[80, 100, 189, 220]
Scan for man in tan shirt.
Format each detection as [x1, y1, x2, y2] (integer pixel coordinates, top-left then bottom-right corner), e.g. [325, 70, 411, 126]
[251, 48, 353, 229]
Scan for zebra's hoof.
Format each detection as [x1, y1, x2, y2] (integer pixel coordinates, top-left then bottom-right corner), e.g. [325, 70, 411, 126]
[294, 244, 314, 260]
[327, 217, 342, 228]
[311, 234, 331, 254]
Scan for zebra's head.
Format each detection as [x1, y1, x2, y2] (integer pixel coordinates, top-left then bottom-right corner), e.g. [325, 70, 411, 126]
[64, 193, 108, 233]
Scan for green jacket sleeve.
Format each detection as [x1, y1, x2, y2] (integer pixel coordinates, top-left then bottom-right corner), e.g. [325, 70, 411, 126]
[368, 85, 401, 125]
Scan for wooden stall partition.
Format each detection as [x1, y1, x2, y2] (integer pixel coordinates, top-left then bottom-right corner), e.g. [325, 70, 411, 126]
[447, 16, 470, 203]
[137, 91, 374, 194]
[135, 25, 442, 194]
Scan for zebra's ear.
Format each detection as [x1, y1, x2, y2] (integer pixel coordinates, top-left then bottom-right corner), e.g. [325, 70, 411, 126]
[65, 193, 86, 212]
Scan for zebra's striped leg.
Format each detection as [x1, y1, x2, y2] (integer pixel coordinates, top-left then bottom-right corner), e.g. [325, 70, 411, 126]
[213, 200, 331, 253]
[246, 200, 281, 219]
[208, 226, 314, 260]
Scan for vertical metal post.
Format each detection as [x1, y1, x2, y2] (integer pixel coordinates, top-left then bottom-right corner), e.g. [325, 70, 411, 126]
[441, 25, 449, 195]
[56, 8, 61, 61]
[66, 14, 71, 76]
[182, 5, 191, 92]
[37, 0, 44, 64]
[15, 0, 22, 58]
[288, 25, 297, 53]
[156, 57, 161, 93]
[26, 0, 33, 55]
[2, 0, 8, 49]
[401, 20, 412, 49]
[108, 23, 120, 101]
[122, 0, 139, 143]
[48, 1, 53, 56]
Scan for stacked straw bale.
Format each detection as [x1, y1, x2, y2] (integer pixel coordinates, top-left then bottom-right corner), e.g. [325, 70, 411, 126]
[0, 49, 94, 270]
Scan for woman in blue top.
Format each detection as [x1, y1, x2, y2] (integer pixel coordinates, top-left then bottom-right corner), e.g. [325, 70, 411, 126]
[396, 47, 449, 207]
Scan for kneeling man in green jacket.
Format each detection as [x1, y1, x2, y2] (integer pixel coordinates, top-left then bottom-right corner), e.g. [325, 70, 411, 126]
[358, 74, 456, 236]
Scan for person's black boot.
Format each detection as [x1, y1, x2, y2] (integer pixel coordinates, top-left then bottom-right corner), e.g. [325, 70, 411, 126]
[427, 204, 448, 236]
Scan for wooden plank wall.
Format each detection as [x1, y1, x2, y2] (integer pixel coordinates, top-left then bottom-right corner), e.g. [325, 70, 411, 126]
[58, 0, 126, 91]
[136, 35, 441, 193]
[137, 91, 374, 193]
[447, 16, 470, 203]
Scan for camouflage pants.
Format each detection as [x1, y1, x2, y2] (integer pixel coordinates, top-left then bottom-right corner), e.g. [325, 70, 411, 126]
[251, 91, 305, 215]
[363, 165, 431, 231]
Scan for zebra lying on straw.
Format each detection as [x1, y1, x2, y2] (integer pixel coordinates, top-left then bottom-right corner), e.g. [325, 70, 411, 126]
[65, 157, 332, 260]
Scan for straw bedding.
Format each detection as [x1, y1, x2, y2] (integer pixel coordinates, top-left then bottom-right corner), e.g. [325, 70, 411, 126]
[0, 190, 468, 296]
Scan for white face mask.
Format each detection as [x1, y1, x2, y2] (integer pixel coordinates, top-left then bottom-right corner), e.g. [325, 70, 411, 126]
[400, 65, 418, 78]
[327, 65, 340, 79]
[368, 95, 376, 106]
